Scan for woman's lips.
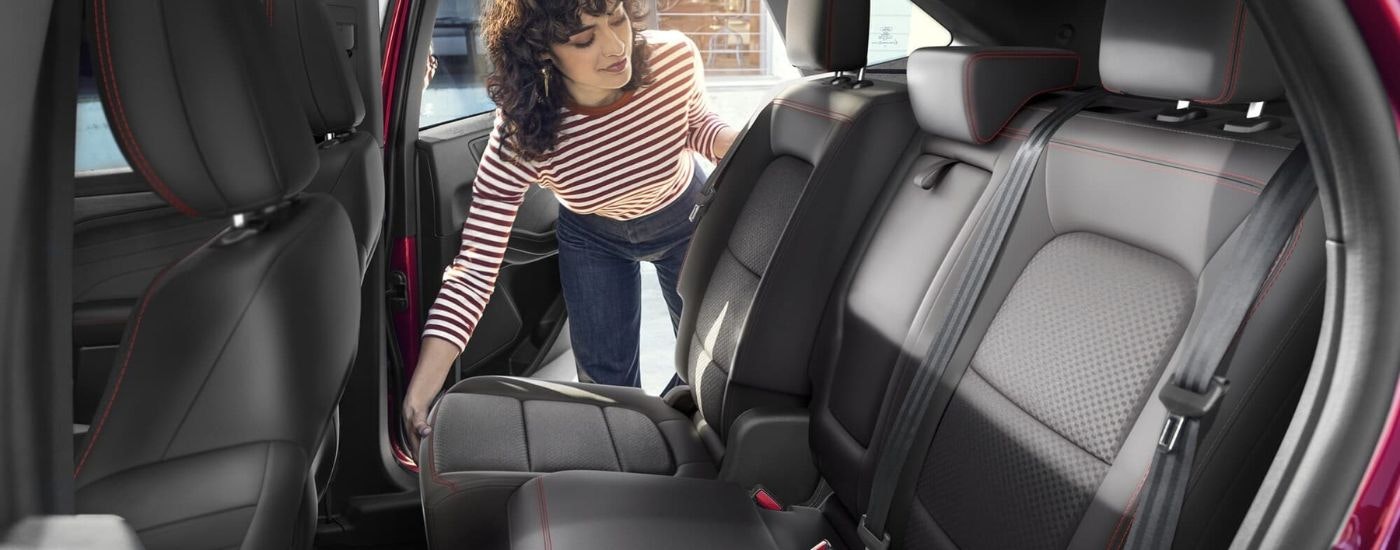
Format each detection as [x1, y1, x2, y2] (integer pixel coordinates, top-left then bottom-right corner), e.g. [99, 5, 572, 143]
[602, 59, 628, 73]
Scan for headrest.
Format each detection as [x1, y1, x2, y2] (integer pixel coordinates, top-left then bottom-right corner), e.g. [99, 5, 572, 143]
[1099, 0, 1283, 104]
[908, 47, 1080, 144]
[785, 0, 870, 72]
[270, 0, 365, 134]
[93, 0, 317, 218]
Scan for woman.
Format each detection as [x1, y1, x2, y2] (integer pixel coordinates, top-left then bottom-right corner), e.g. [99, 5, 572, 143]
[404, 0, 738, 449]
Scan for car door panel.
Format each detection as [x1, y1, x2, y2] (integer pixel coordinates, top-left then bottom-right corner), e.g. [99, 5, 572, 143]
[414, 113, 567, 381]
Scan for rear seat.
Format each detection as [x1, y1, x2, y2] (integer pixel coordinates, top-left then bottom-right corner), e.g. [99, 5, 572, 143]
[496, 0, 1325, 548]
[418, 1, 921, 546]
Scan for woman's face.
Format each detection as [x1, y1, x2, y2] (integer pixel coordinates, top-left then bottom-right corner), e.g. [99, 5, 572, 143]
[547, 2, 632, 101]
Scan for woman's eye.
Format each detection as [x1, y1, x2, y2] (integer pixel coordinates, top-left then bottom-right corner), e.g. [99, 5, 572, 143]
[573, 35, 595, 48]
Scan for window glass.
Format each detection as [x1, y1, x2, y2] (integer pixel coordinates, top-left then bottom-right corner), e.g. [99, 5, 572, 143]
[868, 0, 951, 65]
[75, 45, 130, 174]
[416, 0, 949, 130]
[420, 0, 494, 128]
[656, 0, 770, 77]
[655, 0, 797, 127]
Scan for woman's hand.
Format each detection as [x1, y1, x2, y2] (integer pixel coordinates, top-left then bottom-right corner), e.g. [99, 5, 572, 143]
[713, 126, 739, 159]
[402, 390, 434, 458]
[402, 337, 463, 459]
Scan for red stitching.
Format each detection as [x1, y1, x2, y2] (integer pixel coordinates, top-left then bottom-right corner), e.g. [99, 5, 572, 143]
[1047, 142, 1262, 196]
[771, 98, 853, 124]
[1201, 0, 1247, 104]
[424, 422, 461, 493]
[95, 0, 199, 217]
[1107, 469, 1152, 550]
[73, 255, 179, 478]
[536, 479, 553, 550]
[1245, 218, 1306, 323]
[1045, 135, 1270, 189]
[962, 52, 1080, 143]
[265, 0, 273, 24]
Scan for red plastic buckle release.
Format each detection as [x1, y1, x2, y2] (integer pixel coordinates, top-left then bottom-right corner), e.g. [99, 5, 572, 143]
[810, 540, 833, 550]
[751, 485, 784, 511]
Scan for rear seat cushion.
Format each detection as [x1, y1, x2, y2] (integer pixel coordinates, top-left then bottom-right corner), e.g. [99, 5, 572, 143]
[420, 378, 717, 550]
[424, 376, 715, 479]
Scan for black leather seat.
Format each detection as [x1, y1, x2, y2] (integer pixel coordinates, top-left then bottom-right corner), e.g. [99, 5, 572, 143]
[72, 0, 382, 327]
[495, 0, 1325, 548]
[418, 0, 924, 547]
[269, 0, 384, 272]
[72, 1, 360, 548]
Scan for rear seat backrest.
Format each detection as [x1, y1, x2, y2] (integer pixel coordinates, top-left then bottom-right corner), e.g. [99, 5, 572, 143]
[806, 48, 1081, 523]
[876, 2, 1326, 548]
[676, 0, 918, 449]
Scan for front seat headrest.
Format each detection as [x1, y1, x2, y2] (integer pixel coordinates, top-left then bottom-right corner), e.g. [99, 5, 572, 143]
[785, 0, 871, 72]
[270, 0, 365, 135]
[908, 47, 1080, 144]
[92, 0, 318, 218]
[1099, 0, 1283, 104]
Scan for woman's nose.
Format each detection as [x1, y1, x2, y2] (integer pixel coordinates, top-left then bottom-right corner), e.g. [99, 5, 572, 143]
[603, 23, 627, 56]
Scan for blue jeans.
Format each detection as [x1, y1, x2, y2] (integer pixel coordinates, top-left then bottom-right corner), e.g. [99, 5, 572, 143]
[555, 164, 704, 388]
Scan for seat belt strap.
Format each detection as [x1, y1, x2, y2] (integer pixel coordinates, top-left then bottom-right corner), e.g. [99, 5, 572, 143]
[1124, 145, 1316, 549]
[858, 89, 1105, 550]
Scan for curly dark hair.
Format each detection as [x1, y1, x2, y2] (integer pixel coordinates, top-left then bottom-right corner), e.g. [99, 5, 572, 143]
[483, 0, 652, 163]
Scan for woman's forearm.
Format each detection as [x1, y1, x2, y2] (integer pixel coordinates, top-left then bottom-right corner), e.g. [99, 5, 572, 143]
[713, 126, 739, 159]
[407, 336, 462, 403]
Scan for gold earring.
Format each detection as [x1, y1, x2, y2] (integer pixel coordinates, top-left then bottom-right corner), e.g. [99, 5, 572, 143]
[541, 66, 551, 98]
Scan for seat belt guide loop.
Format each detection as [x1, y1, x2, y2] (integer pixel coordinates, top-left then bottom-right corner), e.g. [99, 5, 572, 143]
[859, 514, 891, 550]
[1160, 375, 1229, 418]
[689, 187, 716, 222]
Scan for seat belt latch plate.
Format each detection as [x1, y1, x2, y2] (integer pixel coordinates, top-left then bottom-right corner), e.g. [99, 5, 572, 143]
[858, 514, 891, 550]
[1156, 376, 1229, 452]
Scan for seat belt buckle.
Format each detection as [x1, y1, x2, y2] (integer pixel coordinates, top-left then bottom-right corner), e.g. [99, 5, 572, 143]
[750, 485, 785, 511]
[1156, 375, 1229, 452]
[858, 514, 890, 550]
[810, 540, 833, 550]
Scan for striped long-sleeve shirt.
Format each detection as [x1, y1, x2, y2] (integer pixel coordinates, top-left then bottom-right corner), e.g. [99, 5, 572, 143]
[423, 30, 732, 352]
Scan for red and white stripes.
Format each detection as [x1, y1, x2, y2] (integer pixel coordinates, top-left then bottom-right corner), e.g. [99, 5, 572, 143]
[423, 30, 730, 352]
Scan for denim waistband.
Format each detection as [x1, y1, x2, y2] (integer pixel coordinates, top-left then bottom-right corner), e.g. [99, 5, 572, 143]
[557, 165, 705, 246]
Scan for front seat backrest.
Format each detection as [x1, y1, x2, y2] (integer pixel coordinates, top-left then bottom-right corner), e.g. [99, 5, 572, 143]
[73, 1, 361, 549]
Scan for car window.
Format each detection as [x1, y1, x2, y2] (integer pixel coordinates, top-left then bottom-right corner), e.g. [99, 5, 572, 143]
[75, 46, 130, 175]
[419, 0, 494, 128]
[418, 0, 949, 131]
[869, 0, 952, 66]
[655, 0, 799, 127]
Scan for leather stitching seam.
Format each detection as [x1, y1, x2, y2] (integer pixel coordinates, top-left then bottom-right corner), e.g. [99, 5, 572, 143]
[94, 0, 200, 217]
[962, 52, 1080, 144]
